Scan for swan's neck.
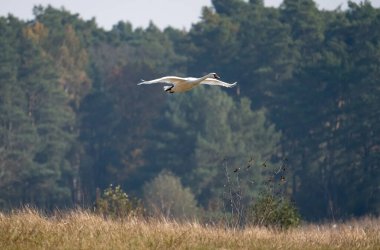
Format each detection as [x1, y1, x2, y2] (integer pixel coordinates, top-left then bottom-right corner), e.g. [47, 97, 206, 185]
[200, 74, 211, 81]
[189, 74, 212, 85]
[192, 74, 211, 84]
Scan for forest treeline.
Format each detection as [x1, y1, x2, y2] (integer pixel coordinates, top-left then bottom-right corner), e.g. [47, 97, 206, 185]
[0, 0, 379, 220]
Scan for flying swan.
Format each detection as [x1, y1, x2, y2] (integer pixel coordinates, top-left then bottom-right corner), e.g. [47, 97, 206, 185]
[137, 73, 237, 93]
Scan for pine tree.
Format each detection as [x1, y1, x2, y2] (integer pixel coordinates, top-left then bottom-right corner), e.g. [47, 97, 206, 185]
[0, 17, 38, 208]
[147, 87, 281, 208]
[9, 22, 76, 207]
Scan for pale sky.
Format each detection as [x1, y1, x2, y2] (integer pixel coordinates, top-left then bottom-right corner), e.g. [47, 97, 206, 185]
[0, 0, 379, 30]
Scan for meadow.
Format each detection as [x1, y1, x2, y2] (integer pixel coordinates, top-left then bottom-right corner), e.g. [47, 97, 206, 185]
[0, 209, 379, 250]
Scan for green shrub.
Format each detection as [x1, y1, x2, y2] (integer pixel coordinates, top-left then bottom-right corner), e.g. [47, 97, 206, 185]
[143, 170, 199, 220]
[248, 192, 301, 229]
[95, 184, 142, 219]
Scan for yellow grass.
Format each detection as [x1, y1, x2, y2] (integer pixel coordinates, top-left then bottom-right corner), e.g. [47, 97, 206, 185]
[0, 209, 379, 250]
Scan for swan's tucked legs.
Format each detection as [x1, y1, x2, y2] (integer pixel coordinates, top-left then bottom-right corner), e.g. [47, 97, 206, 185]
[164, 85, 175, 93]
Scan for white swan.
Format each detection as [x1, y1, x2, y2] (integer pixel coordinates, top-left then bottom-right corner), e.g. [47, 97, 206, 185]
[137, 73, 237, 93]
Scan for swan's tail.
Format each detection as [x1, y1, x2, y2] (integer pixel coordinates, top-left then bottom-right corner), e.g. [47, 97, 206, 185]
[228, 82, 237, 87]
[137, 79, 145, 85]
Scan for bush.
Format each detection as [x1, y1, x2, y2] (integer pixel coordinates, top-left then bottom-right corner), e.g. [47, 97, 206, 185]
[248, 192, 301, 229]
[95, 184, 142, 219]
[143, 170, 199, 220]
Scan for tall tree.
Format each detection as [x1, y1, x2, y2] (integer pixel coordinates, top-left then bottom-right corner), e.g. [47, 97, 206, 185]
[17, 22, 75, 207]
[146, 87, 281, 208]
[0, 17, 38, 208]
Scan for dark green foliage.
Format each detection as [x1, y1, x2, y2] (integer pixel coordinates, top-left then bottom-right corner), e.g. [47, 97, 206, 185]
[146, 87, 281, 209]
[0, 1, 379, 222]
[0, 16, 76, 209]
[249, 193, 300, 229]
[269, 1, 380, 219]
[95, 185, 142, 219]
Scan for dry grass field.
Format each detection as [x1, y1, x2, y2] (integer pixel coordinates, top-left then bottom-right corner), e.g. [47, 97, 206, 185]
[0, 209, 379, 250]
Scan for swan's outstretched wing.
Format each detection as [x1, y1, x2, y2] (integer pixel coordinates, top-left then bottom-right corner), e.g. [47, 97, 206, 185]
[137, 76, 184, 85]
[200, 78, 237, 88]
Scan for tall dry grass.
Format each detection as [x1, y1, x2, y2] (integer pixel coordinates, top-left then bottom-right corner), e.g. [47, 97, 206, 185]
[0, 208, 379, 250]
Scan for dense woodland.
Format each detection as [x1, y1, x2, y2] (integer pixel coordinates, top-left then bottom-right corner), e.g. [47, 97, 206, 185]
[0, 0, 379, 221]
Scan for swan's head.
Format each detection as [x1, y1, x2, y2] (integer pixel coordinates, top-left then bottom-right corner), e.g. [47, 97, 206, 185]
[209, 73, 220, 79]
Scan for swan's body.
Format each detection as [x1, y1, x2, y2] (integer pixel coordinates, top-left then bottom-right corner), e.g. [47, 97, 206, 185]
[138, 73, 237, 93]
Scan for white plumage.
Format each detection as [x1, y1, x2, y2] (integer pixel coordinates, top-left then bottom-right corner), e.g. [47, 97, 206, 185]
[137, 73, 237, 93]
